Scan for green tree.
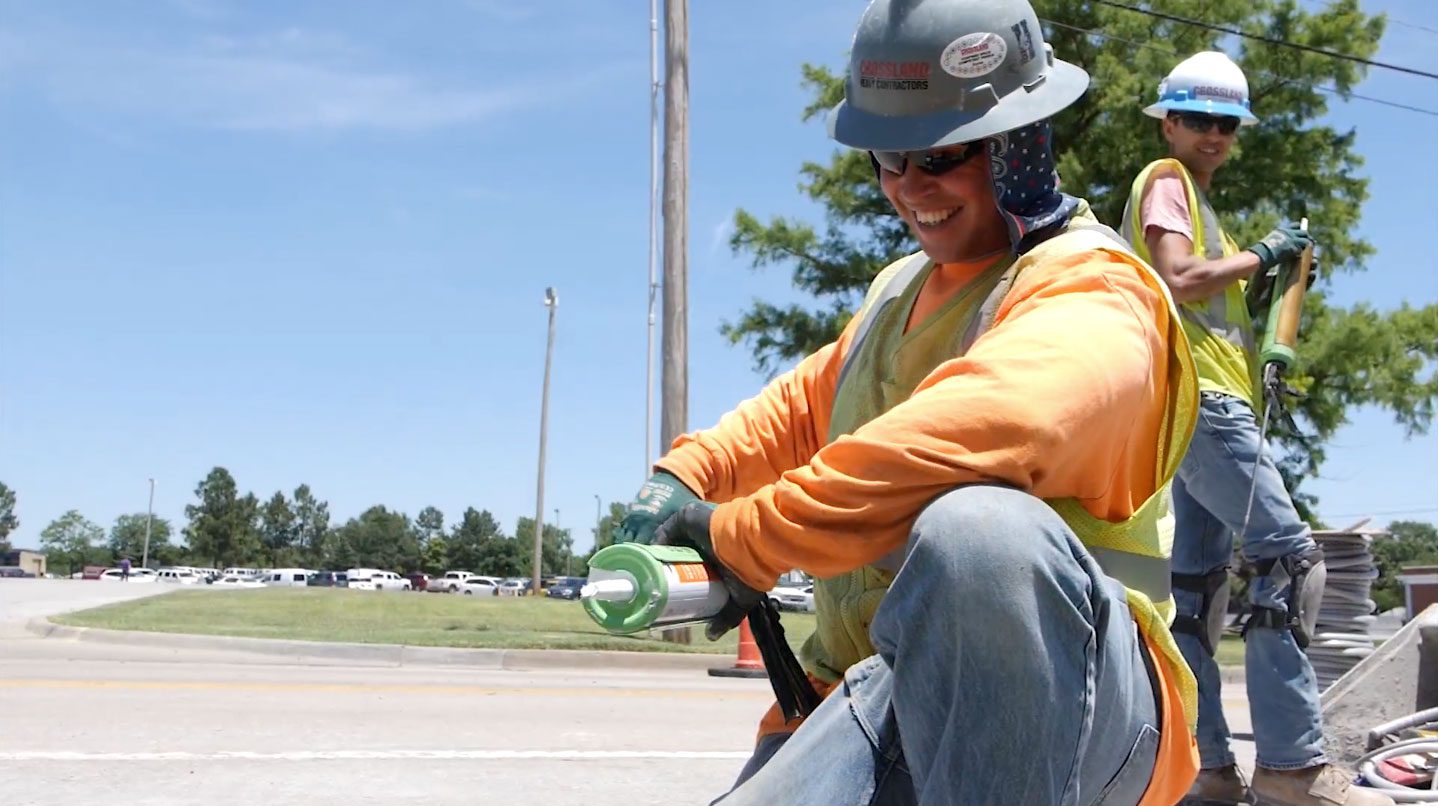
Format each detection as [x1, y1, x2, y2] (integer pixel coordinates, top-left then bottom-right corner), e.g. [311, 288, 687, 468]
[108, 514, 176, 567]
[292, 484, 330, 567]
[448, 507, 504, 573]
[514, 516, 574, 577]
[1372, 521, 1438, 613]
[328, 506, 417, 571]
[724, 1, 1437, 512]
[259, 492, 298, 567]
[421, 534, 449, 575]
[0, 482, 17, 554]
[183, 468, 262, 567]
[478, 534, 525, 578]
[415, 506, 445, 571]
[39, 510, 105, 575]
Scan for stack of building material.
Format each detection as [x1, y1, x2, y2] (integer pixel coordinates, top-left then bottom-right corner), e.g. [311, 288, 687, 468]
[1306, 524, 1384, 691]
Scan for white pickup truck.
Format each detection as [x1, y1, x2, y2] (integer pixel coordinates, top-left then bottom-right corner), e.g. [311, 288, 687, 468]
[428, 571, 477, 593]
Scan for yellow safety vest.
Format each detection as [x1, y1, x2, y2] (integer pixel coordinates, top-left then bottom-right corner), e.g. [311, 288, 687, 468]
[1120, 158, 1259, 407]
[804, 214, 1200, 730]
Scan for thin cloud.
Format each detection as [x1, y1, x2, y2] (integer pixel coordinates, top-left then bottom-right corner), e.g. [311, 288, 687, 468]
[709, 218, 735, 255]
[2, 25, 607, 133]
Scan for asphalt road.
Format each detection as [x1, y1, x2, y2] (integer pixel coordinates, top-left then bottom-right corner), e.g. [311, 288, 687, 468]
[0, 580, 1257, 804]
[0, 581, 771, 805]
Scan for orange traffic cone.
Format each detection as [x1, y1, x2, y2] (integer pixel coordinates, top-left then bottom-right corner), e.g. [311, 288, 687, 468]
[708, 617, 768, 678]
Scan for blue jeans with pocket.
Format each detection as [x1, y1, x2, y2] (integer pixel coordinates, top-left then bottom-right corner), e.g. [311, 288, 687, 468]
[715, 485, 1163, 805]
[1170, 392, 1326, 771]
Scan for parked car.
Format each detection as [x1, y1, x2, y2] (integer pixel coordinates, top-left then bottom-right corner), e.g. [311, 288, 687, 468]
[347, 569, 411, 592]
[460, 576, 503, 596]
[98, 568, 157, 583]
[221, 567, 260, 579]
[307, 570, 348, 588]
[212, 574, 265, 588]
[545, 577, 586, 600]
[405, 573, 430, 592]
[0, 566, 34, 578]
[262, 568, 313, 588]
[497, 578, 530, 597]
[429, 571, 477, 593]
[156, 568, 201, 584]
[768, 584, 816, 613]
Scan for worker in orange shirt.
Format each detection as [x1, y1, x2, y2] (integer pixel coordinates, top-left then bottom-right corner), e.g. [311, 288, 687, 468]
[619, 0, 1201, 802]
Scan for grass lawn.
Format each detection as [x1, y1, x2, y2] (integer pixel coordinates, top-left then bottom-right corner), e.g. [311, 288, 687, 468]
[55, 588, 1247, 667]
[1216, 633, 1244, 668]
[54, 588, 818, 655]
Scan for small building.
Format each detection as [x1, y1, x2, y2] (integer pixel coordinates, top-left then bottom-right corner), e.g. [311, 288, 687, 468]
[2, 549, 47, 577]
[1399, 565, 1438, 623]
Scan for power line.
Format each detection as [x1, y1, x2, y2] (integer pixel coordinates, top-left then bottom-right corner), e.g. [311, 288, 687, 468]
[1298, 0, 1438, 37]
[1091, 0, 1438, 81]
[1041, 17, 1438, 118]
[1392, 19, 1438, 36]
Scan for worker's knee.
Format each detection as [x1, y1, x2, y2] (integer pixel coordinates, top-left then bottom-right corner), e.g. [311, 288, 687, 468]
[902, 484, 1076, 594]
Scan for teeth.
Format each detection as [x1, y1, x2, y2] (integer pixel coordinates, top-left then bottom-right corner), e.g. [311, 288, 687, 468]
[914, 208, 957, 226]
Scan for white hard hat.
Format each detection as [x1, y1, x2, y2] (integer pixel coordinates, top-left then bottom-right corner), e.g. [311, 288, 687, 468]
[1143, 51, 1258, 125]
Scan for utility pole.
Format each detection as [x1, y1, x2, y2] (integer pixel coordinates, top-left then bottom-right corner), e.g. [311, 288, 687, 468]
[644, 0, 661, 480]
[660, 0, 690, 644]
[142, 478, 155, 569]
[532, 287, 558, 596]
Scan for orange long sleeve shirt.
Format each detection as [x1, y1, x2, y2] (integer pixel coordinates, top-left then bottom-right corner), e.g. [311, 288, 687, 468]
[656, 248, 1171, 593]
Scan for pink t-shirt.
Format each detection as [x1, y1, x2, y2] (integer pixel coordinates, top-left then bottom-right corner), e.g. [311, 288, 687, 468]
[1140, 174, 1194, 244]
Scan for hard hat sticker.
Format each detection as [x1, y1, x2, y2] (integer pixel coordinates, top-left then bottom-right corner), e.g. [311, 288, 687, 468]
[940, 32, 1008, 79]
[858, 59, 932, 91]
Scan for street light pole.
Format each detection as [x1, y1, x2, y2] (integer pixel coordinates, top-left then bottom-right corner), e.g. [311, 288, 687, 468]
[142, 478, 155, 569]
[555, 508, 566, 576]
[532, 287, 558, 597]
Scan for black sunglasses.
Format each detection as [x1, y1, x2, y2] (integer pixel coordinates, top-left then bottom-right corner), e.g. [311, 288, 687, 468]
[871, 141, 985, 177]
[1171, 112, 1241, 136]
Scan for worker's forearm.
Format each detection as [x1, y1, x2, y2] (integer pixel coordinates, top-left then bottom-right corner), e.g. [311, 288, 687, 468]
[1166, 251, 1261, 304]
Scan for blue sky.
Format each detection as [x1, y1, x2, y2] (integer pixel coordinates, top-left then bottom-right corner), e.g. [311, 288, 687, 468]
[2, 0, 1434, 557]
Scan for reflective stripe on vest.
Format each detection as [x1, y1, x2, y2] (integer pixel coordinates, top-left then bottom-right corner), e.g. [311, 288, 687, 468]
[1089, 545, 1171, 602]
[1119, 160, 1253, 356]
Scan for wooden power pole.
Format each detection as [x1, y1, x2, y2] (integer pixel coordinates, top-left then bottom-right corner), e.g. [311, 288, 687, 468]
[660, 0, 691, 644]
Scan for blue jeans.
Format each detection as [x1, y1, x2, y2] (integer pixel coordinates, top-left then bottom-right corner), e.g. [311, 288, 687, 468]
[1171, 392, 1326, 771]
[717, 485, 1162, 805]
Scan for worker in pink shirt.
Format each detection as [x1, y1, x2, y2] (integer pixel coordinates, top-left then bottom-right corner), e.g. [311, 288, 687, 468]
[1119, 52, 1386, 806]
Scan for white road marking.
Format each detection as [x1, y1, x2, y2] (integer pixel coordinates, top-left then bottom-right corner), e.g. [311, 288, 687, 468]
[0, 749, 753, 762]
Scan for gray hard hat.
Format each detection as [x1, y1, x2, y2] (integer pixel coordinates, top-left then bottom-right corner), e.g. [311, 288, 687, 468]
[830, 0, 1089, 152]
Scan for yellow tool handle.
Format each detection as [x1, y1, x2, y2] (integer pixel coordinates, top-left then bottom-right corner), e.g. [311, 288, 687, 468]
[1273, 218, 1312, 351]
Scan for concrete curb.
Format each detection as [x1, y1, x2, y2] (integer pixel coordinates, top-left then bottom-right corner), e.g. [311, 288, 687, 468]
[24, 616, 1254, 680]
[25, 617, 735, 673]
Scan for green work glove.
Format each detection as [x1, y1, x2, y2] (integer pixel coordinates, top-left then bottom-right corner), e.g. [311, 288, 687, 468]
[654, 502, 763, 641]
[1246, 226, 1314, 271]
[614, 471, 700, 545]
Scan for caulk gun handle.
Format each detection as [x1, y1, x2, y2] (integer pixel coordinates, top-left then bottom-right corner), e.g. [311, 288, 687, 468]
[1260, 217, 1312, 372]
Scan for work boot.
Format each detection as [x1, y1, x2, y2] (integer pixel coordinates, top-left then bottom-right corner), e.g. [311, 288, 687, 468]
[1250, 764, 1394, 805]
[1181, 764, 1254, 805]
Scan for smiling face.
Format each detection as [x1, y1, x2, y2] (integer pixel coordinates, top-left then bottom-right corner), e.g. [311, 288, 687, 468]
[1162, 113, 1238, 178]
[877, 144, 1010, 263]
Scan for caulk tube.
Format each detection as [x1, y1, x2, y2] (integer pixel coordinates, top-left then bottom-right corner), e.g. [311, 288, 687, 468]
[581, 543, 730, 634]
